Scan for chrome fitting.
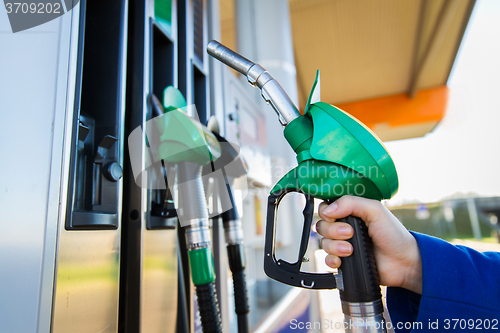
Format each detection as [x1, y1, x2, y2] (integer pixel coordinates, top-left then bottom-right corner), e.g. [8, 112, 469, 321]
[185, 219, 212, 250]
[246, 64, 267, 87]
[342, 300, 387, 332]
[223, 219, 244, 245]
[341, 300, 384, 317]
[342, 314, 388, 333]
[335, 270, 344, 291]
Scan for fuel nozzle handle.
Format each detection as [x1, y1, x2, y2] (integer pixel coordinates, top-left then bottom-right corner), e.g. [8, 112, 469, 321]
[338, 215, 386, 333]
[207, 40, 301, 125]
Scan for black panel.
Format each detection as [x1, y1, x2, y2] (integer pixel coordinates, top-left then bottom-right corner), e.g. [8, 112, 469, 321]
[118, 0, 144, 330]
[119, 1, 182, 332]
[152, 22, 175, 99]
[149, 21, 177, 230]
[177, 0, 187, 98]
[193, 63, 207, 124]
[66, 0, 126, 230]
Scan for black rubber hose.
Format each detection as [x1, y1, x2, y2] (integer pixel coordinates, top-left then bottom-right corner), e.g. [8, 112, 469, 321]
[237, 314, 249, 333]
[176, 247, 189, 333]
[195, 282, 223, 333]
[232, 270, 249, 315]
[232, 270, 250, 333]
[227, 244, 249, 333]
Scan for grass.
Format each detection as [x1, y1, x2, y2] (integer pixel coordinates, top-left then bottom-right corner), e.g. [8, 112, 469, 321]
[452, 236, 499, 244]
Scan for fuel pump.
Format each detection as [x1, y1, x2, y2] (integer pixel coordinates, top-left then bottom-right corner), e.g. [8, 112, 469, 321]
[207, 41, 399, 333]
[149, 88, 223, 333]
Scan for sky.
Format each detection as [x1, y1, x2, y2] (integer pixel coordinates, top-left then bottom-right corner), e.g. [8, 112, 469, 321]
[384, 0, 500, 205]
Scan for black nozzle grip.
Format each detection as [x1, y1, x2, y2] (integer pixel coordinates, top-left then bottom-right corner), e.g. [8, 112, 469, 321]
[338, 215, 382, 303]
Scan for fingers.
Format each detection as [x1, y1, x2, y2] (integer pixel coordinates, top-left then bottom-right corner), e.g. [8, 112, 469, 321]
[321, 238, 352, 257]
[318, 201, 335, 222]
[325, 254, 341, 269]
[317, 196, 388, 271]
[321, 239, 353, 269]
[318, 195, 385, 226]
[317, 218, 353, 270]
[316, 220, 353, 240]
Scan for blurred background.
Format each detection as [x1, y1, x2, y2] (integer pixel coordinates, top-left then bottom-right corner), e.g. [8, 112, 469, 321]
[384, 0, 500, 243]
[219, 0, 500, 331]
[219, 0, 500, 245]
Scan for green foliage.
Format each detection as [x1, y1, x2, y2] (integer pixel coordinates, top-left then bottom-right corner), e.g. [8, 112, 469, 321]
[390, 201, 495, 241]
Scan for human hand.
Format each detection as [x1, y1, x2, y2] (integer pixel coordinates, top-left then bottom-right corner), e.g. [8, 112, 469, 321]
[316, 195, 423, 294]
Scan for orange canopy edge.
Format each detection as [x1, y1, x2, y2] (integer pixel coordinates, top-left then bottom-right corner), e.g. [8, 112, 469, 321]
[336, 86, 449, 142]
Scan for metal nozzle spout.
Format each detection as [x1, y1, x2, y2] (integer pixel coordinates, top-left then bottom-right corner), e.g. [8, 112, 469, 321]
[207, 40, 301, 125]
[207, 40, 255, 77]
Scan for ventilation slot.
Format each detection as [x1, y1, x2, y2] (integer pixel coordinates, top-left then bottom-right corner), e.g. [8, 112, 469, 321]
[193, 0, 204, 64]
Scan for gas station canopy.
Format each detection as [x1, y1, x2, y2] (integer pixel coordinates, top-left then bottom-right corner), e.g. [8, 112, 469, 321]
[221, 0, 476, 141]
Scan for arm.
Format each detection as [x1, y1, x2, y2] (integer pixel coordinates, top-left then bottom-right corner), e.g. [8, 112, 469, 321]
[317, 196, 500, 331]
[387, 232, 500, 332]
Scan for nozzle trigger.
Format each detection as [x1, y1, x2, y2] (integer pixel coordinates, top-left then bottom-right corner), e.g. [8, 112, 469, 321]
[263, 188, 337, 290]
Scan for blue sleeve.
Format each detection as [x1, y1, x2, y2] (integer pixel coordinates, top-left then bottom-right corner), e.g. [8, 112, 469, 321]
[386, 232, 500, 332]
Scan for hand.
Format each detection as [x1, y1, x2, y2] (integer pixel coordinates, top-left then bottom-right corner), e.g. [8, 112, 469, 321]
[316, 195, 423, 294]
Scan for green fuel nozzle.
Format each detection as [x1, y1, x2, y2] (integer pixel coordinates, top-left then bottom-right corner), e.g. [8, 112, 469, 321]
[202, 119, 250, 333]
[208, 41, 399, 333]
[150, 89, 222, 333]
